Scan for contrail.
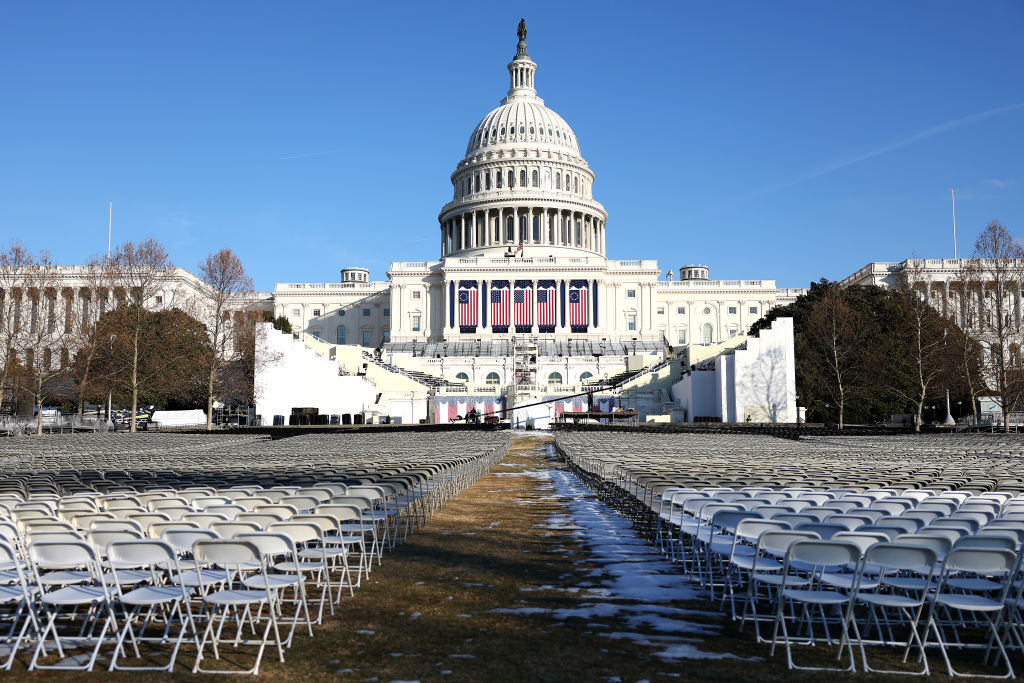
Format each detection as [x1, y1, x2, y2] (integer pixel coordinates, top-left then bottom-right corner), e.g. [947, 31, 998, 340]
[752, 101, 1024, 198]
[279, 150, 337, 160]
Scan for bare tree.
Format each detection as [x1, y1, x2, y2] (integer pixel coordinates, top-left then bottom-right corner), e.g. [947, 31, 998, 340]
[892, 261, 954, 431]
[18, 254, 79, 435]
[967, 222, 1024, 431]
[70, 257, 113, 417]
[197, 248, 255, 430]
[803, 285, 865, 429]
[0, 242, 36, 417]
[949, 260, 987, 423]
[107, 239, 173, 432]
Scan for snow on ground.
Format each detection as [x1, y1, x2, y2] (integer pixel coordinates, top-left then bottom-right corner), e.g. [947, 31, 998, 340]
[491, 445, 758, 662]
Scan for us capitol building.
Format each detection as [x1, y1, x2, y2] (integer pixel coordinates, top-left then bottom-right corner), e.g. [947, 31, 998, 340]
[262, 22, 804, 419]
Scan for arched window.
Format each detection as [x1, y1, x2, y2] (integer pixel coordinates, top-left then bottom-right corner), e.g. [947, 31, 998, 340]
[520, 170, 526, 187]
[574, 176, 578, 193]
[565, 173, 571, 190]
[508, 170, 514, 188]
[455, 372, 469, 382]
[496, 170, 503, 188]
[702, 323, 713, 344]
[505, 215, 514, 241]
[485, 372, 501, 385]
[532, 215, 540, 242]
[555, 173, 561, 190]
[475, 174, 480, 192]
[336, 326, 346, 345]
[547, 372, 563, 385]
[579, 371, 593, 382]
[531, 170, 538, 187]
[485, 172, 492, 190]
[519, 214, 527, 242]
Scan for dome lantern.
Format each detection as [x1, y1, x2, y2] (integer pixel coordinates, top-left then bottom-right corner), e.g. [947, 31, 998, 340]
[504, 19, 538, 103]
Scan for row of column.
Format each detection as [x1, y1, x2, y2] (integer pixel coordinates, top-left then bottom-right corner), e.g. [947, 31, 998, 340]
[0, 287, 119, 334]
[925, 281, 1023, 330]
[440, 207, 605, 256]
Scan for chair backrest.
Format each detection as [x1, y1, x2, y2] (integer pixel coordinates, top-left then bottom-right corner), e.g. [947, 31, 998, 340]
[774, 513, 818, 527]
[784, 539, 862, 571]
[279, 496, 319, 513]
[235, 513, 283, 529]
[863, 542, 937, 574]
[210, 521, 261, 538]
[107, 539, 183, 578]
[710, 510, 761, 533]
[953, 535, 1017, 552]
[892, 533, 952, 557]
[794, 522, 846, 540]
[192, 538, 263, 571]
[183, 513, 230, 529]
[253, 504, 298, 519]
[918, 527, 965, 544]
[90, 518, 144, 533]
[831, 532, 885, 553]
[267, 521, 319, 545]
[316, 504, 362, 522]
[757, 530, 820, 557]
[204, 505, 245, 520]
[29, 539, 103, 573]
[163, 528, 218, 554]
[328, 496, 372, 511]
[236, 532, 295, 558]
[940, 547, 1017, 578]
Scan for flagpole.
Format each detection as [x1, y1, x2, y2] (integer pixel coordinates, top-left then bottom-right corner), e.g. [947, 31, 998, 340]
[951, 188, 957, 259]
[107, 200, 112, 257]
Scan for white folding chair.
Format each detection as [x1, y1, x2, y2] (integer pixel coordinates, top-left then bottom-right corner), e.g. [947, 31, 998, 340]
[768, 539, 862, 672]
[191, 538, 286, 675]
[923, 547, 1017, 678]
[106, 539, 199, 672]
[27, 540, 118, 672]
[851, 542, 938, 675]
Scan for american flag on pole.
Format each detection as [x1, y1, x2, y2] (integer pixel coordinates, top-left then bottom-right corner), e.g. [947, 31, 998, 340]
[514, 284, 532, 328]
[537, 283, 556, 328]
[458, 284, 477, 328]
[514, 240, 523, 255]
[490, 285, 509, 328]
[569, 285, 588, 328]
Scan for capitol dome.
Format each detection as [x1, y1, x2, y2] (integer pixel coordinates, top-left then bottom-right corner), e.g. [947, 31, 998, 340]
[438, 20, 607, 260]
[466, 100, 581, 157]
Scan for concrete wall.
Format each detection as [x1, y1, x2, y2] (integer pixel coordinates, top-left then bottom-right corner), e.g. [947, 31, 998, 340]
[670, 317, 796, 423]
[255, 324, 377, 424]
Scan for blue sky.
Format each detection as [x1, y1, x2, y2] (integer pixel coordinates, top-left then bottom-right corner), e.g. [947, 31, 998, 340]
[2, 1, 1021, 290]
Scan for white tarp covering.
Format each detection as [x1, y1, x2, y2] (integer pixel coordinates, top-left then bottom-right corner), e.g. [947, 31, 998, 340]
[151, 409, 207, 427]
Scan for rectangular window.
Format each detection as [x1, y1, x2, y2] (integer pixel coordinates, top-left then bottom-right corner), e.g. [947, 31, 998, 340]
[292, 308, 301, 318]
[383, 308, 390, 317]
[677, 306, 685, 314]
[411, 315, 421, 332]
[382, 331, 390, 343]
[729, 329, 738, 338]
[312, 328, 321, 340]
[362, 308, 370, 317]
[412, 291, 421, 299]
[362, 330, 371, 346]
[728, 306, 737, 315]
[313, 308, 321, 317]
[154, 296, 163, 305]
[657, 307, 664, 315]
[677, 329, 687, 344]
[749, 306, 758, 315]
[626, 289, 636, 298]
[627, 314, 637, 331]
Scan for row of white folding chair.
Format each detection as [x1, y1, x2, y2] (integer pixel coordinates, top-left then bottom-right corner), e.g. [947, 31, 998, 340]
[0, 526, 354, 673]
